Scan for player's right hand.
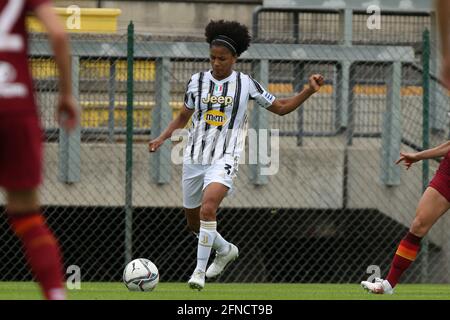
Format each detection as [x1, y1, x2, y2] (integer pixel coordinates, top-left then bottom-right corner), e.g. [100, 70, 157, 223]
[149, 138, 164, 152]
[395, 152, 420, 170]
[56, 94, 78, 132]
[308, 74, 324, 92]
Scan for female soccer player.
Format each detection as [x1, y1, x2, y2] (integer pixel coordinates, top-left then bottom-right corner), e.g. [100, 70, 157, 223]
[149, 20, 324, 290]
[0, 0, 77, 299]
[361, 141, 450, 294]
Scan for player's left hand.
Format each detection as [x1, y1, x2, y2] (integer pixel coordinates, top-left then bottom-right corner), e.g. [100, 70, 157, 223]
[308, 74, 324, 93]
[56, 94, 79, 132]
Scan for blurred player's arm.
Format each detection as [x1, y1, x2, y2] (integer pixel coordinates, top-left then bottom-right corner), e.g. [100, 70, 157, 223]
[34, 2, 78, 130]
[396, 140, 450, 169]
[149, 106, 194, 152]
[415, 140, 450, 160]
[436, 0, 450, 89]
[267, 74, 324, 116]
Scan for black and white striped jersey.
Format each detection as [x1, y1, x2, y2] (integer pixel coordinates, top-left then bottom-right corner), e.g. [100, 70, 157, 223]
[183, 70, 276, 164]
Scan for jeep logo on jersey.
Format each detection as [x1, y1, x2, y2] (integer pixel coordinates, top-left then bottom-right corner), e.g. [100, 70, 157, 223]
[201, 93, 233, 106]
[204, 110, 227, 126]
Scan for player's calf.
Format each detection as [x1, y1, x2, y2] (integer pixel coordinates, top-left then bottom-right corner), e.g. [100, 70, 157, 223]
[7, 211, 66, 300]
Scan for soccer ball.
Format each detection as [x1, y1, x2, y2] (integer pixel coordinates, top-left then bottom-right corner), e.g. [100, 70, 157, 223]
[123, 258, 159, 292]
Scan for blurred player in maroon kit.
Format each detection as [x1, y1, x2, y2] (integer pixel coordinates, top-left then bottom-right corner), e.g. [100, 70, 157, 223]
[361, 142, 450, 294]
[361, 0, 450, 295]
[0, 0, 77, 300]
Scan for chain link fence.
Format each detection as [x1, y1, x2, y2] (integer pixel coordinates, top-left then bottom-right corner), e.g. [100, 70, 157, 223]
[1, 9, 450, 285]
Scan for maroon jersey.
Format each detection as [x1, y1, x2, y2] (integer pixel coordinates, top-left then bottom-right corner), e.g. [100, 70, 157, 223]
[0, 0, 50, 117]
[437, 150, 450, 176]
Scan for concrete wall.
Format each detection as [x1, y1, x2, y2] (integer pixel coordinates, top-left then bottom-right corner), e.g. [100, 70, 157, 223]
[1, 135, 447, 244]
[36, 137, 344, 208]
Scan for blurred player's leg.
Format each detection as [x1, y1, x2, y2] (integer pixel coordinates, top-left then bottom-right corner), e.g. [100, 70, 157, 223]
[7, 190, 65, 300]
[0, 117, 65, 300]
[363, 186, 450, 294]
[386, 187, 450, 288]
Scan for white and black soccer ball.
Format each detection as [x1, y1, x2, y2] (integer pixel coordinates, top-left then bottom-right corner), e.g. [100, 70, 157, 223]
[123, 258, 159, 292]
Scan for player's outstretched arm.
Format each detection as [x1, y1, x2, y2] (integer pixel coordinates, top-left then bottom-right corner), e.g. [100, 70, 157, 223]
[149, 106, 194, 152]
[396, 140, 450, 169]
[34, 2, 78, 131]
[267, 74, 324, 116]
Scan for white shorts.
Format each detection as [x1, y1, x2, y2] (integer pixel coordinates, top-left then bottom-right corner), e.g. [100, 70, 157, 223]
[182, 161, 238, 209]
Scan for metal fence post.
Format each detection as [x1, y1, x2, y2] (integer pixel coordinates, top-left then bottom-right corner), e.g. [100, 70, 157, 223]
[339, 8, 353, 46]
[108, 59, 116, 142]
[293, 11, 299, 43]
[125, 21, 134, 265]
[295, 62, 305, 146]
[421, 28, 430, 283]
[429, 12, 446, 134]
[336, 61, 351, 132]
[252, 6, 262, 41]
[346, 63, 355, 146]
[150, 57, 172, 184]
[58, 55, 81, 183]
[337, 8, 352, 137]
[380, 61, 402, 186]
[250, 59, 269, 185]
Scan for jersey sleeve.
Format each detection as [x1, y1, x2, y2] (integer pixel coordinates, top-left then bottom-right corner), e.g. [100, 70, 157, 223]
[248, 76, 276, 109]
[183, 74, 197, 110]
[27, 0, 51, 11]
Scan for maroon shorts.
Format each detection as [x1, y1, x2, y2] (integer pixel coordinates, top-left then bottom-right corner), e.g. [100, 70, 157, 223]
[0, 116, 43, 190]
[429, 171, 450, 203]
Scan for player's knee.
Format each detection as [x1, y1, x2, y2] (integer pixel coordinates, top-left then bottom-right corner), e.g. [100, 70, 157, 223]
[6, 189, 40, 213]
[410, 216, 429, 237]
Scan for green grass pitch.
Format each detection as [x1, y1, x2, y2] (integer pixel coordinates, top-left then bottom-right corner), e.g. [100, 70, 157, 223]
[1, 282, 450, 300]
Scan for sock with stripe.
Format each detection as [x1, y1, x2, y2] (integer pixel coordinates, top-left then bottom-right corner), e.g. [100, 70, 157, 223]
[386, 231, 422, 288]
[8, 212, 66, 300]
[195, 220, 217, 273]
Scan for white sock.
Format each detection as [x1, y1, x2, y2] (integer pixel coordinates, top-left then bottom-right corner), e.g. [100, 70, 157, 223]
[213, 231, 230, 255]
[195, 220, 217, 272]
